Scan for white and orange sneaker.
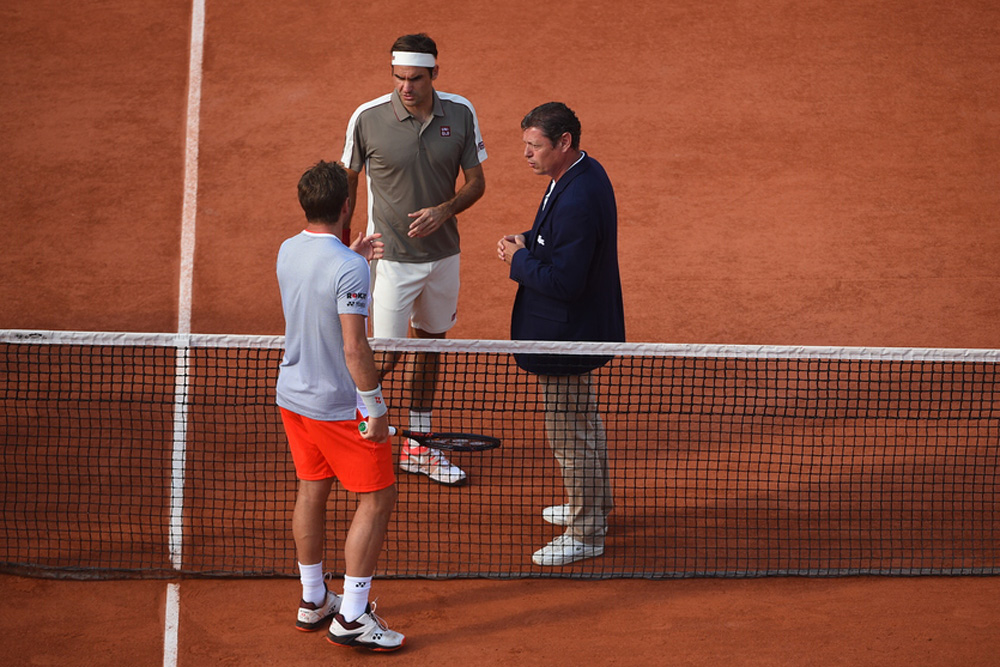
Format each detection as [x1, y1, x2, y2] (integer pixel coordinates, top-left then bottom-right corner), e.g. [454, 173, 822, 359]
[399, 443, 467, 486]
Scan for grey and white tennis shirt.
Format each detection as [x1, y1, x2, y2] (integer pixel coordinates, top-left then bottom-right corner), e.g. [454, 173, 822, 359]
[341, 89, 487, 262]
[275, 231, 370, 421]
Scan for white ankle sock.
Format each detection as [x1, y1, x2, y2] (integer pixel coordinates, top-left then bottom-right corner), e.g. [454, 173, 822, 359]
[298, 561, 325, 606]
[340, 575, 372, 622]
[407, 410, 432, 452]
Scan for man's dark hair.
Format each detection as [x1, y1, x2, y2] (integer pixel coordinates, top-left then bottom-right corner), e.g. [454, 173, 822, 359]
[297, 160, 348, 223]
[521, 102, 581, 150]
[391, 33, 438, 58]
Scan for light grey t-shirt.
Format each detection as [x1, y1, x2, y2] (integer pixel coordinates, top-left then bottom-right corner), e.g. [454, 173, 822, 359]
[275, 231, 370, 421]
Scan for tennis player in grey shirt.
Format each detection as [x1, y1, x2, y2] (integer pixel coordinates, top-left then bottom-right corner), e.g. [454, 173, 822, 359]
[341, 33, 487, 486]
[276, 160, 405, 652]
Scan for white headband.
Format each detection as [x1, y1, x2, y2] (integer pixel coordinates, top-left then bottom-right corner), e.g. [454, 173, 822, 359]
[392, 51, 437, 68]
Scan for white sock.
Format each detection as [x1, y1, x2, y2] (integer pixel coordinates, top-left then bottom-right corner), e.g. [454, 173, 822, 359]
[298, 561, 325, 606]
[408, 410, 432, 452]
[340, 575, 372, 622]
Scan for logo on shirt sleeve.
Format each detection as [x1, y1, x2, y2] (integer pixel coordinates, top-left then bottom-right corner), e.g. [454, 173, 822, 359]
[345, 291, 369, 308]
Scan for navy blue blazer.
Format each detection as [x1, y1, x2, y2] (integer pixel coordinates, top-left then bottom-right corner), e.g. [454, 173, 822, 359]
[509, 153, 625, 375]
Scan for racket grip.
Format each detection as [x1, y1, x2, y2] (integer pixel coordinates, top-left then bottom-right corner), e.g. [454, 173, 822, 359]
[358, 422, 397, 436]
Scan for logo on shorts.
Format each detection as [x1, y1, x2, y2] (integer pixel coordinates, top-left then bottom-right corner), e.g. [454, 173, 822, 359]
[440, 126, 451, 137]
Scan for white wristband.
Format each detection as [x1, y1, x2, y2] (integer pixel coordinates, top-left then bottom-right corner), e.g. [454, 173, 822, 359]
[358, 385, 388, 418]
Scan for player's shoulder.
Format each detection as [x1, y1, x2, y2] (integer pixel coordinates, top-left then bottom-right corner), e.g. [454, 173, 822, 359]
[278, 231, 308, 253]
[277, 232, 319, 272]
[332, 241, 370, 268]
[316, 239, 370, 280]
[436, 91, 479, 113]
[336, 247, 372, 284]
[348, 93, 394, 122]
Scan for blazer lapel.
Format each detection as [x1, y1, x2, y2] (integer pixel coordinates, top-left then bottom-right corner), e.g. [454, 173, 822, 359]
[532, 154, 590, 232]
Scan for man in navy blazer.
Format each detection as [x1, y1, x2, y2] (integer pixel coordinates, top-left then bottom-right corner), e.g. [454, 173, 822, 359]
[498, 102, 625, 566]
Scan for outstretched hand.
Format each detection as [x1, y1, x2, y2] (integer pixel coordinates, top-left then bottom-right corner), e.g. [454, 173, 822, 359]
[350, 232, 384, 261]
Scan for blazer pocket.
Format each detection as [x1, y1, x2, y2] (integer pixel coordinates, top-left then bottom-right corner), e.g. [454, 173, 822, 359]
[527, 300, 569, 323]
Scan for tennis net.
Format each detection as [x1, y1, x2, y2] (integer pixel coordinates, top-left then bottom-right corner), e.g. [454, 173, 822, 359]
[2, 329, 998, 579]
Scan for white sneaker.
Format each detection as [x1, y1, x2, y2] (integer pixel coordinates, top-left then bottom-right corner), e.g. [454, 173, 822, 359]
[326, 603, 405, 652]
[532, 534, 604, 566]
[295, 589, 341, 631]
[399, 444, 467, 486]
[542, 504, 572, 526]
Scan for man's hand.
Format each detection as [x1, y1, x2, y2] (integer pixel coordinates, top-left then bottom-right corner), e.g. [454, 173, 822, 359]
[408, 164, 485, 238]
[498, 234, 526, 264]
[407, 203, 452, 238]
[360, 413, 390, 441]
[349, 232, 384, 260]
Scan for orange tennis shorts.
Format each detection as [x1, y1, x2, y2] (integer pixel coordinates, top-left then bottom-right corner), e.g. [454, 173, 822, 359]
[279, 408, 395, 493]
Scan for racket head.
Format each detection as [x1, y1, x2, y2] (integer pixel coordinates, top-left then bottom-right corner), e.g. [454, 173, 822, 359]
[358, 422, 500, 452]
[401, 430, 501, 452]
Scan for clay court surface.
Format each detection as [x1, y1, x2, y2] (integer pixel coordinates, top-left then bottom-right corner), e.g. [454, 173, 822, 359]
[2, 0, 1000, 664]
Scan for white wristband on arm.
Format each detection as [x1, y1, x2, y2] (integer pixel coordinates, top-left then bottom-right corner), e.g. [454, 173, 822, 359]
[358, 384, 388, 418]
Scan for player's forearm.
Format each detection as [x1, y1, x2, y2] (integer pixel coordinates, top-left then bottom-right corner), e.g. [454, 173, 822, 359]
[441, 167, 485, 218]
[344, 341, 381, 393]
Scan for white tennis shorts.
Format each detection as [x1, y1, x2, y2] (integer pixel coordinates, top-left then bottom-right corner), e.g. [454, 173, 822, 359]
[371, 255, 460, 337]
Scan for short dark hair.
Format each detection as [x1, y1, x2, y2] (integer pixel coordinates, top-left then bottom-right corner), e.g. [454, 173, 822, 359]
[521, 102, 581, 150]
[391, 33, 438, 58]
[297, 160, 348, 223]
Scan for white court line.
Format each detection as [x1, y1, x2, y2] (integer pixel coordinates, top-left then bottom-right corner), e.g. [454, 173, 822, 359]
[163, 583, 181, 667]
[177, 0, 205, 337]
[166, 1, 206, 666]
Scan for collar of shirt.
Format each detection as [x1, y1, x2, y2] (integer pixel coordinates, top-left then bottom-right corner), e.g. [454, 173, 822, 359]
[301, 230, 340, 239]
[542, 151, 586, 210]
[391, 89, 443, 122]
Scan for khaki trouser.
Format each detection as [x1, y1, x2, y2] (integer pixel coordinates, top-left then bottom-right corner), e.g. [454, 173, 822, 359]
[538, 372, 614, 546]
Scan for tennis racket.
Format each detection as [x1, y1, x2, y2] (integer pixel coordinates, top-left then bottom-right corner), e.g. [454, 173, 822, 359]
[359, 422, 501, 452]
